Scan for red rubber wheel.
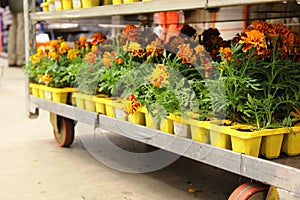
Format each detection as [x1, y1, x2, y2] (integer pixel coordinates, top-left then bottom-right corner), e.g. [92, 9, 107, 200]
[53, 116, 75, 147]
[228, 182, 269, 200]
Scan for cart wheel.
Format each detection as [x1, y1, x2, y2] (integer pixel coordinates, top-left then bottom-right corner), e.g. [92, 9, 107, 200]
[228, 182, 269, 200]
[53, 116, 75, 147]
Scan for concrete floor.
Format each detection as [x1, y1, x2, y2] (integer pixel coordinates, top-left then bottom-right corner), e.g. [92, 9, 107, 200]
[0, 66, 247, 200]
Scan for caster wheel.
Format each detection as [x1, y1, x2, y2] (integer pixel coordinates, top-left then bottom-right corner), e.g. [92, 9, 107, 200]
[53, 115, 75, 147]
[229, 182, 269, 200]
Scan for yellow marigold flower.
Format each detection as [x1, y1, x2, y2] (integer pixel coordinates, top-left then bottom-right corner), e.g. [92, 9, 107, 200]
[122, 93, 141, 115]
[67, 49, 80, 60]
[91, 45, 103, 55]
[48, 51, 59, 60]
[123, 41, 141, 52]
[29, 54, 40, 63]
[149, 64, 170, 87]
[239, 30, 267, 55]
[36, 47, 46, 57]
[194, 44, 206, 57]
[59, 42, 70, 54]
[84, 52, 97, 64]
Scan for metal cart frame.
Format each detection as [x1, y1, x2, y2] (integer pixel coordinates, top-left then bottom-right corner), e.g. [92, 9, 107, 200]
[24, 0, 300, 199]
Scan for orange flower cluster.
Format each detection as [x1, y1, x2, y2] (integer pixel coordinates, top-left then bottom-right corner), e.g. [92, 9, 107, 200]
[122, 94, 141, 115]
[146, 40, 164, 57]
[219, 47, 233, 61]
[91, 32, 107, 45]
[247, 20, 298, 58]
[122, 24, 141, 43]
[101, 51, 114, 67]
[149, 64, 170, 87]
[84, 52, 97, 64]
[38, 74, 53, 84]
[239, 30, 267, 55]
[177, 44, 194, 64]
[67, 49, 81, 60]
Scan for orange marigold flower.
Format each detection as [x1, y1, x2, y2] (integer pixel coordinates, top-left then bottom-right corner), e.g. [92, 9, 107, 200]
[79, 35, 88, 47]
[146, 40, 164, 57]
[115, 57, 124, 65]
[102, 52, 113, 67]
[239, 30, 267, 54]
[149, 64, 170, 87]
[91, 45, 102, 55]
[59, 42, 70, 54]
[49, 40, 60, 50]
[84, 52, 97, 64]
[131, 49, 145, 58]
[91, 32, 106, 45]
[177, 44, 194, 64]
[122, 93, 141, 115]
[251, 20, 269, 33]
[123, 24, 137, 33]
[219, 47, 233, 61]
[121, 25, 141, 42]
[41, 74, 53, 84]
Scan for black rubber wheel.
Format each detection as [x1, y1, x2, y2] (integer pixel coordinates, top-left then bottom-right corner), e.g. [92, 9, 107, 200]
[53, 116, 75, 147]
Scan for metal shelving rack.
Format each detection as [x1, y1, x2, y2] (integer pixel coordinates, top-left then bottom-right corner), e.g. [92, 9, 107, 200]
[24, 0, 300, 199]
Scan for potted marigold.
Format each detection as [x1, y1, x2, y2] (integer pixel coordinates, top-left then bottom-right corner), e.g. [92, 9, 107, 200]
[24, 37, 78, 103]
[206, 21, 300, 158]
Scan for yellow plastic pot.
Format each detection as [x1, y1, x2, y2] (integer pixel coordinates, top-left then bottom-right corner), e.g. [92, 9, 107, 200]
[94, 94, 108, 115]
[82, 0, 100, 7]
[38, 85, 47, 99]
[43, 86, 76, 103]
[84, 95, 96, 112]
[169, 114, 191, 138]
[55, 0, 63, 10]
[72, 0, 82, 8]
[188, 117, 210, 143]
[29, 83, 39, 97]
[72, 92, 85, 110]
[221, 124, 298, 158]
[140, 107, 159, 129]
[231, 136, 261, 157]
[260, 134, 284, 159]
[62, 0, 73, 10]
[41, 3, 50, 12]
[282, 127, 300, 156]
[100, 98, 126, 120]
[123, 0, 139, 4]
[128, 109, 145, 126]
[160, 117, 173, 134]
[112, 0, 123, 4]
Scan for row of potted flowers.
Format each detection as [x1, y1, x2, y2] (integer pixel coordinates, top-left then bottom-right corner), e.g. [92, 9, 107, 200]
[25, 21, 300, 158]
